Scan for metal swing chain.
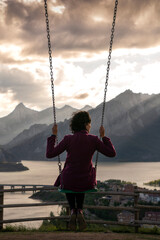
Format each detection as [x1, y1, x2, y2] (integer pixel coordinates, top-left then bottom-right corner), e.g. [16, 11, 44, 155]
[95, 0, 118, 171]
[44, 0, 62, 174]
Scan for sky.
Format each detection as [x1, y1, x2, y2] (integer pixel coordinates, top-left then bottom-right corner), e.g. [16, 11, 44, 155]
[0, 0, 160, 117]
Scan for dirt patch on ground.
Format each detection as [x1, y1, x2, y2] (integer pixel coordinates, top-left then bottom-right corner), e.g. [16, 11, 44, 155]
[0, 232, 160, 240]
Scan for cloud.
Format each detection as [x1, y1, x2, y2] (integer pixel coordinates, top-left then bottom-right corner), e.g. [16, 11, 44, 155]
[75, 93, 89, 99]
[0, 51, 34, 65]
[0, 47, 160, 117]
[0, 0, 160, 117]
[0, 66, 50, 108]
[1, 0, 160, 62]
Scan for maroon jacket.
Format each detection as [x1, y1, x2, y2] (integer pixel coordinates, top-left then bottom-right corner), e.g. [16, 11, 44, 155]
[46, 130, 116, 192]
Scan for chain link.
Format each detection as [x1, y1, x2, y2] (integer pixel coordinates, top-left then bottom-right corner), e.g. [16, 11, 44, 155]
[95, 0, 118, 171]
[44, 0, 62, 174]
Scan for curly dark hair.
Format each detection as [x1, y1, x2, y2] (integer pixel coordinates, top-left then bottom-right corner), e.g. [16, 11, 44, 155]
[70, 111, 91, 133]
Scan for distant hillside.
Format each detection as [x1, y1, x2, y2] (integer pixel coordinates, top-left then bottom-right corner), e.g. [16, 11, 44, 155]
[0, 147, 19, 163]
[7, 124, 48, 148]
[3, 90, 160, 162]
[0, 103, 92, 145]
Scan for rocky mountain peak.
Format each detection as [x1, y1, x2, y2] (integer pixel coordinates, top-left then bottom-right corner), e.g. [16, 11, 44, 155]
[60, 105, 74, 110]
[11, 102, 38, 118]
[81, 105, 92, 111]
[15, 102, 25, 109]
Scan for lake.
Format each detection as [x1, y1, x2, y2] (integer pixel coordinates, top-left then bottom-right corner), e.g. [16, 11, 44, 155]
[1, 160, 160, 228]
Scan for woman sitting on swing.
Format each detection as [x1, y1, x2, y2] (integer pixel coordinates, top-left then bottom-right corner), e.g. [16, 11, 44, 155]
[46, 111, 116, 231]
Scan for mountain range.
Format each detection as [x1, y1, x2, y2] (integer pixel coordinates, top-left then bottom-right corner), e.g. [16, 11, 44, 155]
[0, 103, 92, 145]
[1, 90, 160, 164]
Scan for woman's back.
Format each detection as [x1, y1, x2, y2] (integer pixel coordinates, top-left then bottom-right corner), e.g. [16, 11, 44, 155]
[64, 130, 96, 169]
[46, 129, 116, 191]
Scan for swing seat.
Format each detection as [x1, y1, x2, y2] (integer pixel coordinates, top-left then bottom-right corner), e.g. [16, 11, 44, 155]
[58, 187, 98, 194]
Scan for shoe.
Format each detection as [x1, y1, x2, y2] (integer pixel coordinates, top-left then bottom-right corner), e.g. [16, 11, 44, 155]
[69, 209, 77, 231]
[77, 209, 87, 231]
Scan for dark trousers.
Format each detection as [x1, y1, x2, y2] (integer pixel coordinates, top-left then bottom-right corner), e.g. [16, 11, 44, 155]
[65, 193, 85, 210]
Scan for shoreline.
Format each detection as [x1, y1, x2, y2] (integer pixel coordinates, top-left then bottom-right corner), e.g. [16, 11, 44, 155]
[0, 162, 29, 172]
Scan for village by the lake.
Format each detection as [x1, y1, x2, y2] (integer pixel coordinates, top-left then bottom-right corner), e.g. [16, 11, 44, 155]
[30, 179, 160, 227]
